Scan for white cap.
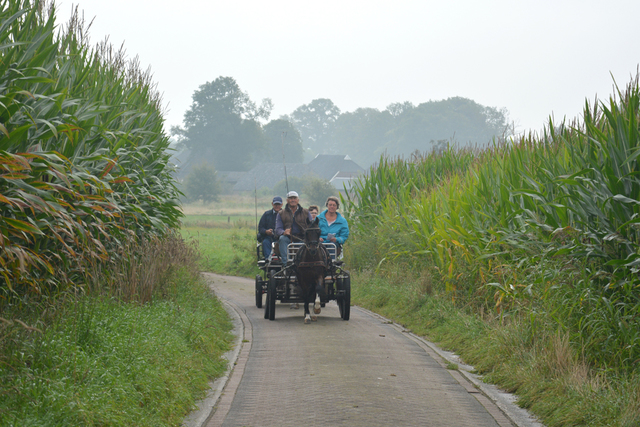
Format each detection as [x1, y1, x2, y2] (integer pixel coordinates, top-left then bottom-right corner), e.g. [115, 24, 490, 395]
[287, 191, 299, 198]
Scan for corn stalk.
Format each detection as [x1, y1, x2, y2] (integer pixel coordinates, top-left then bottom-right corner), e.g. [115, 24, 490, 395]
[0, 0, 181, 305]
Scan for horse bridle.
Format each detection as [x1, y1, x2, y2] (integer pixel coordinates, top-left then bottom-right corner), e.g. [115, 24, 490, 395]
[304, 227, 321, 248]
[296, 226, 327, 269]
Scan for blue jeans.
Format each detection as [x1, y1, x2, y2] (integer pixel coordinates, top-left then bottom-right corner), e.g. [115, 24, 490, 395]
[278, 235, 293, 262]
[262, 236, 275, 259]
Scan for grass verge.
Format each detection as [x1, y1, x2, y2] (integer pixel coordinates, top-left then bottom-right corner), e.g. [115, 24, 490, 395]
[181, 216, 260, 278]
[0, 269, 233, 426]
[350, 267, 640, 427]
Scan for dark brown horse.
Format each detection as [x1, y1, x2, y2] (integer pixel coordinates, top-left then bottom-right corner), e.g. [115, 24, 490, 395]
[294, 217, 330, 323]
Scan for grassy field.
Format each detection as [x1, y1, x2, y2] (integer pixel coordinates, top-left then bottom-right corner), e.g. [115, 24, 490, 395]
[181, 215, 252, 228]
[182, 194, 274, 217]
[180, 198, 268, 278]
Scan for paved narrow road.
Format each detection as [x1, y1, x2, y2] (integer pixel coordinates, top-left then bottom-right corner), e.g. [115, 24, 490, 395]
[196, 273, 540, 427]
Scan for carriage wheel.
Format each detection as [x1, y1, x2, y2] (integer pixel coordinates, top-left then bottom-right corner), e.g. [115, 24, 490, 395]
[339, 276, 351, 321]
[264, 290, 270, 319]
[337, 278, 344, 317]
[267, 271, 277, 321]
[255, 275, 263, 308]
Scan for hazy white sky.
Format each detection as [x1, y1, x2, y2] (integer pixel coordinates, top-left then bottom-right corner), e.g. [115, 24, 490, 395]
[56, 0, 640, 137]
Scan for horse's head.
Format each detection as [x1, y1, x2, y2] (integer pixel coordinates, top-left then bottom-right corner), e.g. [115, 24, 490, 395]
[304, 217, 321, 256]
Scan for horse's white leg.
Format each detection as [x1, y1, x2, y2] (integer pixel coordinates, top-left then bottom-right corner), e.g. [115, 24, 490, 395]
[313, 294, 321, 314]
[304, 313, 311, 324]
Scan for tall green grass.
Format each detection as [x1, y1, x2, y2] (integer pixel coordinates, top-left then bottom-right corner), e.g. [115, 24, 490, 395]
[345, 75, 640, 425]
[0, 0, 181, 306]
[347, 75, 640, 372]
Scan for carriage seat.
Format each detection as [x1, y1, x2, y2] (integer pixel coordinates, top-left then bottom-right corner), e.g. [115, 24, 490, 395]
[285, 242, 338, 263]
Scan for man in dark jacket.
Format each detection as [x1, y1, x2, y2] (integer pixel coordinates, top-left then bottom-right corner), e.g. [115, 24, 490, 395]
[275, 191, 311, 262]
[258, 196, 283, 259]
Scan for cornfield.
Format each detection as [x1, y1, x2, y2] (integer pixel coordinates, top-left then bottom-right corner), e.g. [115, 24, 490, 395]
[346, 74, 640, 370]
[0, 0, 181, 306]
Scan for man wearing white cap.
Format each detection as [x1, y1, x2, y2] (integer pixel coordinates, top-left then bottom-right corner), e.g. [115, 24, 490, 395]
[275, 191, 312, 262]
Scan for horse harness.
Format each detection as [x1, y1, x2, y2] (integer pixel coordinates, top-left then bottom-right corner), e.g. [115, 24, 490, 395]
[295, 227, 329, 269]
[297, 259, 327, 268]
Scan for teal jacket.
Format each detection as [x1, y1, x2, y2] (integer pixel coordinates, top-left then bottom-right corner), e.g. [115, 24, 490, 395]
[318, 210, 349, 245]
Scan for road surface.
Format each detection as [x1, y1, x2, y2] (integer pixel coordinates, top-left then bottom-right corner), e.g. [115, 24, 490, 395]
[185, 273, 542, 427]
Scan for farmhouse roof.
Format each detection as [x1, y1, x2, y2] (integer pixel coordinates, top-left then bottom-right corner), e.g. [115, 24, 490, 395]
[307, 154, 365, 180]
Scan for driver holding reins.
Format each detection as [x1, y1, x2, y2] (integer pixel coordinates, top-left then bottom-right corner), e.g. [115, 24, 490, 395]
[275, 191, 312, 262]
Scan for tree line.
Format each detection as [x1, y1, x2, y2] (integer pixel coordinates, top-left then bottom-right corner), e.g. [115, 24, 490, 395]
[172, 76, 511, 173]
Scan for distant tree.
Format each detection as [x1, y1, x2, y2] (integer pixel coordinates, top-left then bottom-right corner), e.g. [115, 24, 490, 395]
[172, 76, 272, 171]
[303, 178, 338, 207]
[184, 163, 221, 204]
[482, 105, 512, 137]
[284, 96, 509, 167]
[290, 98, 341, 153]
[386, 101, 414, 117]
[262, 119, 304, 163]
[333, 108, 394, 167]
[431, 139, 448, 154]
[384, 97, 510, 158]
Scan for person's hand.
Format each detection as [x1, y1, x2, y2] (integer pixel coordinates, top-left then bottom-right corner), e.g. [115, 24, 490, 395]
[284, 228, 291, 236]
[330, 236, 337, 243]
[266, 229, 273, 236]
[319, 237, 324, 242]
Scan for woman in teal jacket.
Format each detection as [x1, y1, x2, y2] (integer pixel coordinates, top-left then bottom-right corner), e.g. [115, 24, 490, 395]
[318, 196, 349, 249]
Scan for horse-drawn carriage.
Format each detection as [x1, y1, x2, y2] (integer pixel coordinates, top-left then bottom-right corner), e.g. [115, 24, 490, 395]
[255, 220, 351, 322]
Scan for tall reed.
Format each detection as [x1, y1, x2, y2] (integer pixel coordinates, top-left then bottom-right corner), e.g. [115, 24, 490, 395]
[347, 75, 640, 370]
